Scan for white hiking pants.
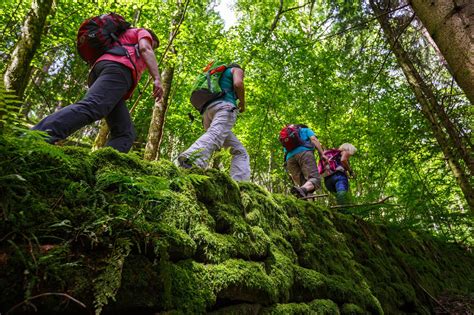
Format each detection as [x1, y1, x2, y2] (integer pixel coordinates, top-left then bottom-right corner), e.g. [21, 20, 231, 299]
[180, 102, 250, 181]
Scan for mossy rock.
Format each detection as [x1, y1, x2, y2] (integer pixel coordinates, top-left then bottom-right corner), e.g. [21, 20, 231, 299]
[1, 134, 473, 314]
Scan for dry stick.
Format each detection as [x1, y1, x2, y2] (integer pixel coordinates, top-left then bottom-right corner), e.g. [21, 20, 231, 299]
[6, 292, 87, 315]
[416, 282, 450, 312]
[330, 196, 393, 209]
[300, 194, 329, 200]
[129, 0, 190, 115]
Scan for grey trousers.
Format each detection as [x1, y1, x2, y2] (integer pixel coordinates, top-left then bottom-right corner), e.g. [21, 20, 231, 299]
[180, 102, 250, 181]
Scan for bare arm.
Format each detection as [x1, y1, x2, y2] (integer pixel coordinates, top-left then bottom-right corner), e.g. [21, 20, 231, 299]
[309, 136, 327, 161]
[232, 67, 245, 112]
[340, 151, 353, 174]
[138, 37, 163, 100]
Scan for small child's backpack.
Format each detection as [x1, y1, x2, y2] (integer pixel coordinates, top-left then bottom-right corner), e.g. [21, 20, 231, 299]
[318, 149, 342, 177]
[190, 61, 233, 113]
[76, 13, 131, 65]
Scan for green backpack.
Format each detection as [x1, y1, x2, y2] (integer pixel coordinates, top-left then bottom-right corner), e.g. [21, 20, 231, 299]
[190, 61, 231, 113]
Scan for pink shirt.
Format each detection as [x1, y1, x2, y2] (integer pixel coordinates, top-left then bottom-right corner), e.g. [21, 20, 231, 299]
[95, 28, 153, 99]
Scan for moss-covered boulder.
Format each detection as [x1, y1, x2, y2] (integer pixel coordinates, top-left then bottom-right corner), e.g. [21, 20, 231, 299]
[1, 134, 473, 314]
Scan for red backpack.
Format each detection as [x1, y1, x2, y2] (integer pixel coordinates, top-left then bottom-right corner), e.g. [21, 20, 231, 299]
[76, 13, 131, 65]
[279, 125, 305, 151]
[318, 149, 342, 176]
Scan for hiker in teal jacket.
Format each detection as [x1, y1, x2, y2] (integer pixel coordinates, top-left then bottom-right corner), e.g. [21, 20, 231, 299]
[281, 124, 327, 198]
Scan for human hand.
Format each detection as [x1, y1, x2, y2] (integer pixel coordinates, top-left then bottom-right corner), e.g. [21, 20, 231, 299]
[153, 79, 164, 100]
[238, 102, 245, 113]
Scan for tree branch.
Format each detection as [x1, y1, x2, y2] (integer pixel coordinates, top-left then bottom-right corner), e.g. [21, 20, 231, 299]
[6, 293, 87, 314]
[330, 196, 394, 209]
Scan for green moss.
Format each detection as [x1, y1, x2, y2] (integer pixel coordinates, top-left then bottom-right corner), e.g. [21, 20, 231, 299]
[168, 260, 214, 313]
[93, 238, 132, 314]
[262, 299, 339, 314]
[340, 303, 364, 315]
[205, 258, 278, 304]
[1, 135, 473, 314]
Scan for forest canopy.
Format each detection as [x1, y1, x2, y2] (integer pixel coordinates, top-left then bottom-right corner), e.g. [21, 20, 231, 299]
[1, 0, 472, 244]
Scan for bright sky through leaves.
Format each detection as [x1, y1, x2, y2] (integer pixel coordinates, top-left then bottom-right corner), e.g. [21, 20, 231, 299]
[215, 0, 237, 30]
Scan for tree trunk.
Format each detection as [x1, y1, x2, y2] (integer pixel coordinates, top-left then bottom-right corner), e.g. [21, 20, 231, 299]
[92, 120, 109, 151]
[410, 0, 474, 105]
[144, 2, 186, 161]
[143, 66, 174, 161]
[370, 0, 474, 212]
[3, 0, 54, 99]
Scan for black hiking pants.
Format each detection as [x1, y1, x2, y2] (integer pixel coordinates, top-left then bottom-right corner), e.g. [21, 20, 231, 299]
[32, 61, 134, 153]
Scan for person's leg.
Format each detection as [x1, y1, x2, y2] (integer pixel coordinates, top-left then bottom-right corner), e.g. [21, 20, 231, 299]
[105, 98, 136, 153]
[324, 175, 337, 193]
[286, 157, 307, 197]
[32, 61, 131, 144]
[286, 157, 303, 187]
[179, 103, 236, 168]
[334, 173, 350, 205]
[298, 150, 321, 193]
[222, 132, 250, 181]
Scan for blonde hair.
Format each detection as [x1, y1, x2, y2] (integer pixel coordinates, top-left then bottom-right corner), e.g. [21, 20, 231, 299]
[339, 143, 357, 155]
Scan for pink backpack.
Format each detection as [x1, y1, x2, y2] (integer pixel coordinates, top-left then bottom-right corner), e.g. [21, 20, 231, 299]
[318, 149, 342, 176]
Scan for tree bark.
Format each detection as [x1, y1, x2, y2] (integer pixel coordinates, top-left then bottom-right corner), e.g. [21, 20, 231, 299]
[370, 0, 474, 212]
[143, 65, 174, 161]
[144, 3, 186, 161]
[3, 0, 54, 99]
[92, 119, 109, 151]
[410, 0, 474, 105]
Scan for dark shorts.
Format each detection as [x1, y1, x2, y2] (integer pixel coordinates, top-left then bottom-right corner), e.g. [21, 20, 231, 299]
[286, 150, 321, 188]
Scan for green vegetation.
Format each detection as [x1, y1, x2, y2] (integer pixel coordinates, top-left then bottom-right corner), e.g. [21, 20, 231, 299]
[1, 0, 473, 313]
[1, 134, 472, 314]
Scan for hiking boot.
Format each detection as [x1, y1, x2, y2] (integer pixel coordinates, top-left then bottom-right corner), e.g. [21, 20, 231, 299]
[291, 186, 307, 198]
[178, 156, 192, 169]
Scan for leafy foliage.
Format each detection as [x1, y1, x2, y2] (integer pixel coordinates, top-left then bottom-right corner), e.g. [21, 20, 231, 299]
[0, 0, 472, 264]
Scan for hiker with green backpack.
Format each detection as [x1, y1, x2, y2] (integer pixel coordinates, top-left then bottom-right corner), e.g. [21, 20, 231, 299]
[178, 61, 250, 181]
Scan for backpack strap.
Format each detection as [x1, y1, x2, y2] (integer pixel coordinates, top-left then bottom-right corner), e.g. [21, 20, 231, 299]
[206, 71, 213, 90]
[105, 39, 139, 87]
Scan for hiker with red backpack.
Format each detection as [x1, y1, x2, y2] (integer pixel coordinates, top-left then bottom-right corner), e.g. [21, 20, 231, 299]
[279, 124, 328, 198]
[318, 143, 357, 205]
[178, 61, 250, 181]
[32, 13, 163, 153]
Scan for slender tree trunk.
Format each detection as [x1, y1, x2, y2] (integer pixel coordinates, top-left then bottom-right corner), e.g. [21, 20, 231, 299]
[144, 66, 175, 161]
[410, 0, 474, 105]
[144, 3, 186, 161]
[370, 0, 474, 211]
[22, 60, 54, 118]
[3, 0, 53, 99]
[92, 120, 109, 151]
